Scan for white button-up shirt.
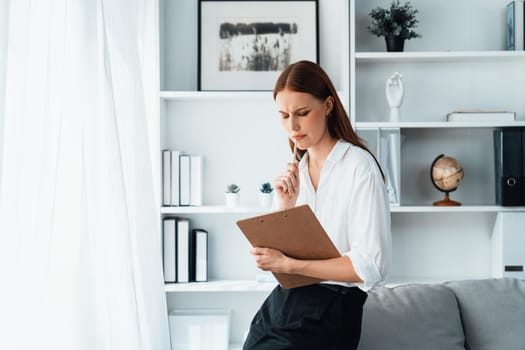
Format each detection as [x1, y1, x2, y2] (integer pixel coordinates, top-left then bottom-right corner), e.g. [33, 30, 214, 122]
[296, 139, 391, 291]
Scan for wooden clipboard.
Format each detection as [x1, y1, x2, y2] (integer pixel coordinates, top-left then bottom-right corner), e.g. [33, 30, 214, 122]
[236, 205, 341, 289]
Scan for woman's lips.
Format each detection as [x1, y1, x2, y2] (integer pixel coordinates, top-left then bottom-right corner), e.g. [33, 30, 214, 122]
[293, 135, 305, 141]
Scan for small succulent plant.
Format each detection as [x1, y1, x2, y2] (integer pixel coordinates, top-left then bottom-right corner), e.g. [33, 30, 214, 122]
[260, 182, 273, 194]
[225, 184, 240, 193]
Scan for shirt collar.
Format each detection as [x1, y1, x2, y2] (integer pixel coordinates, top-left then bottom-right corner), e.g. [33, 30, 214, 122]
[327, 139, 351, 164]
[299, 139, 350, 170]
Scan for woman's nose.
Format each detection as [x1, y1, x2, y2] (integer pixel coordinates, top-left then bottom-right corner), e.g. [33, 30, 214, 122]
[289, 116, 300, 131]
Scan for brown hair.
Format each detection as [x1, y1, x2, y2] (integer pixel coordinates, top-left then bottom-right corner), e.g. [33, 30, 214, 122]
[273, 60, 384, 179]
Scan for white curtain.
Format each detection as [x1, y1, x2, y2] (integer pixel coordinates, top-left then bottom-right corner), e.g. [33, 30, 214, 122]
[0, 0, 7, 182]
[0, 1, 170, 349]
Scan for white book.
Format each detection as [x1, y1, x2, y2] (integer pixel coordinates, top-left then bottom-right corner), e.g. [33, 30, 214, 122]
[170, 150, 181, 206]
[447, 111, 516, 122]
[162, 150, 171, 206]
[179, 155, 191, 206]
[177, 219, 190, 283]
[163, 218, 176, 283]
[194, 229, 208, 282]
[190, 156, 203, 206]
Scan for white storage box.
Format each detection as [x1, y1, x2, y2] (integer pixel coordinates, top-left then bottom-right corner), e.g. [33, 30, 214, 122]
[169, 309, 231, 350]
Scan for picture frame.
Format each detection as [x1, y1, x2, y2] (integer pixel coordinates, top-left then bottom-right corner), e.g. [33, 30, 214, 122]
[506, 1, 515, 50]
[198, 0, 318, 91]
[506, 0, 525, 51]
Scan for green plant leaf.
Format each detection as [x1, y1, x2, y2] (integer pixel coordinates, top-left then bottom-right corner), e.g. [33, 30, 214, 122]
[367, 0, 421, 39]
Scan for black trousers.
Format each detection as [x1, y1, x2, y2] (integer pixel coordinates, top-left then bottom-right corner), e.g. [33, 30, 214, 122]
[243, 284, 367, 350]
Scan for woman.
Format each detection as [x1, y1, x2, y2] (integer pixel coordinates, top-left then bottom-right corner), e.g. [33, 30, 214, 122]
[243, 61, 391, 350]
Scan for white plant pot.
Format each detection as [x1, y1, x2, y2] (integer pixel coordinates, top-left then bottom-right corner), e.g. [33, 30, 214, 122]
[225, 192, 240, 208]
[258, 192, 273, 209]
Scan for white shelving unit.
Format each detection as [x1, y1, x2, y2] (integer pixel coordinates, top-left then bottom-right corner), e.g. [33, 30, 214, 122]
[157, 0, 525, 345]
[353, 0, 525, 285]
[158, 0, 351, 345]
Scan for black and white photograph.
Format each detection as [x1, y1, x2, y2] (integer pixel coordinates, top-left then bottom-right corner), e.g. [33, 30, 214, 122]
[219, 21, 296, 72]
[199, 0, 318, 90]
[506, 1, 515, 50]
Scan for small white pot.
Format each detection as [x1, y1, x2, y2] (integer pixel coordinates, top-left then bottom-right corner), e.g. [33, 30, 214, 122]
[258, 192, 273, 209]
[225, 192, 240, 208]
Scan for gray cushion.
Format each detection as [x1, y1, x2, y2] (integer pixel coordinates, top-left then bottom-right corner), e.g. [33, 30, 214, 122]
[445, 278, 525, 350]
[358, 284, 465, 350]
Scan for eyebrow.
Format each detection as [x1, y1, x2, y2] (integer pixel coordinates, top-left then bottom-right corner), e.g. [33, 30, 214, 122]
[278, 106, 310, 114]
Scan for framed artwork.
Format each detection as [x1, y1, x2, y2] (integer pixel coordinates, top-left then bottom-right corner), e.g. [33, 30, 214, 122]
[506, 1, 515, 50]
[198, 0, 318, 91]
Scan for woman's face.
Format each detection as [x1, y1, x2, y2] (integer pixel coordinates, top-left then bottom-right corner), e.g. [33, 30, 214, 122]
[275, 89, 333, 150]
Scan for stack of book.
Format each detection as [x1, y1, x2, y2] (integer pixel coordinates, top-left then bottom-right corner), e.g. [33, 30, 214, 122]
[506, 0, 524, 50]
[446, 110, 516, 122]
[163, 217, 208, 283]
[162, 150, 202, 206]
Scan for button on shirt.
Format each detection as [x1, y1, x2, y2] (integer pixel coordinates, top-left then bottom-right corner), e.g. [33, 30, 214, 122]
[296, 140, 391, 291]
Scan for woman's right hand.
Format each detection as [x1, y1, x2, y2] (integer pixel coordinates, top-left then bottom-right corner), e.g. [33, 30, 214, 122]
[273, 161, 299, 209]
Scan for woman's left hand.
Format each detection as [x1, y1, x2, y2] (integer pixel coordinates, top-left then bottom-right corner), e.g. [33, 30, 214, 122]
[250, 247, 294, 274]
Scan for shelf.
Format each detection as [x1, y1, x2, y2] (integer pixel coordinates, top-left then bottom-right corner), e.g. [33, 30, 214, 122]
[161, 206, 271, 214]
[355, 50, 525, 63]
[161, 205, 525, 214]
[356, 121, 525, 129]
[160, 90, 273, 100]
[165, 280, 277, 292]
[390, 206, 525, 213]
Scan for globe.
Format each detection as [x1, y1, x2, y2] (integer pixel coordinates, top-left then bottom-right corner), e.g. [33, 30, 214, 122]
[430, 154, 464, 206]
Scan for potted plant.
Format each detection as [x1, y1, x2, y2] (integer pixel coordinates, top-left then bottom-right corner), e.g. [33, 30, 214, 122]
[258, 182, 274, 209]
[225, 184, 240, 208]
[367, 0, 421, 52]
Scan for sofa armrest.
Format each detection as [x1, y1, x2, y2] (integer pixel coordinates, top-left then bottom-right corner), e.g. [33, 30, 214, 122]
[446, 278, 525, 350]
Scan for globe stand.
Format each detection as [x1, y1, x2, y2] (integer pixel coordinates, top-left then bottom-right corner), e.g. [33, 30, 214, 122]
[433, 192, 461, 206]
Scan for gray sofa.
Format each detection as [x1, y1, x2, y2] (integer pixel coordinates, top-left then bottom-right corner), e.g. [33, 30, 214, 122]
[358, 278, 525, 350]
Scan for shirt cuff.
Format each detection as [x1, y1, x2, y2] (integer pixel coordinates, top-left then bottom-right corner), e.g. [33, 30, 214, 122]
[346, 249, 383, 292]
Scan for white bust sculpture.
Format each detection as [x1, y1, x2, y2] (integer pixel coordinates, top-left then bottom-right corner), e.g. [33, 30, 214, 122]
[385, 72, 404, 122]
